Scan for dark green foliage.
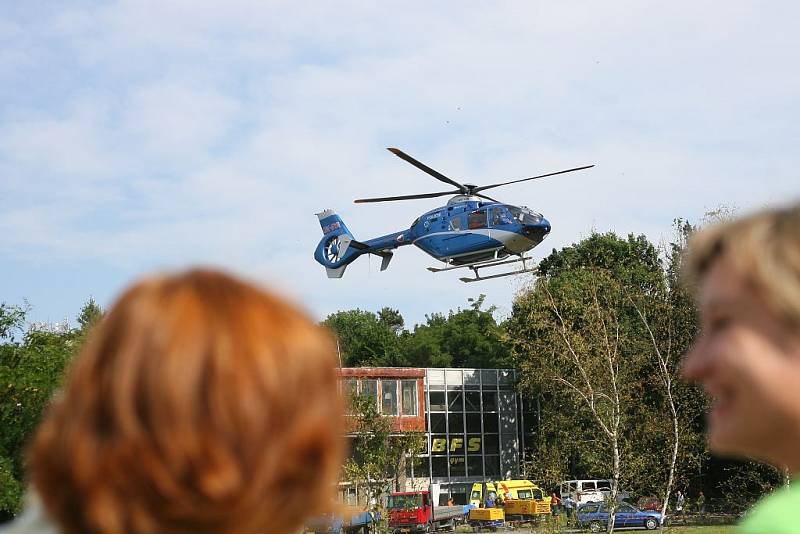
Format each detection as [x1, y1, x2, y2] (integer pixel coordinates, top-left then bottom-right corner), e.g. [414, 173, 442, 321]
[0, 301, 89, 518]
[76, 297, 103, 332]
[322, 309, 404, 366]
[322, 296, 510, 368]
[402, 295, 510, 368]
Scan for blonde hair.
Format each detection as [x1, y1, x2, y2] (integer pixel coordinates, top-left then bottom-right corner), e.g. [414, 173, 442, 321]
[30, 269, 344, 533]
[686, 203, 800, 326]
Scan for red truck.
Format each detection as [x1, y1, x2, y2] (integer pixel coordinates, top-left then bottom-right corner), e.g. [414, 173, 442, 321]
[387, 490, 466, 533]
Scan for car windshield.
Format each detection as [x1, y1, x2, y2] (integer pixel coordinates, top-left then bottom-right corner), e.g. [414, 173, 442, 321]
[387, 494, 422, 510]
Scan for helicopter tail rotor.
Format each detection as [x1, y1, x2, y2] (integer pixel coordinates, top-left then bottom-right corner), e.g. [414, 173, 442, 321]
[314, 209, 376, 278]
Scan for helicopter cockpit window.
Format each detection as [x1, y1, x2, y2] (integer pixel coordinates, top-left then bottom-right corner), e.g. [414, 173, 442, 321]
[468, 210, 487, 230]
[490, 207, 514, 226]
[450, 216, 463, 231]
[507, 206, 542, 225]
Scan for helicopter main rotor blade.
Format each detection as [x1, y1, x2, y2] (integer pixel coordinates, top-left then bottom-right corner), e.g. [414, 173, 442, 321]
[354, 190, 462, 203]
[387, 148, 467, 192]
[475, 165, 595, 192]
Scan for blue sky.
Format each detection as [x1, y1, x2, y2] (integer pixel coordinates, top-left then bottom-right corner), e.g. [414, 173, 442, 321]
[1, 1, 799, 328]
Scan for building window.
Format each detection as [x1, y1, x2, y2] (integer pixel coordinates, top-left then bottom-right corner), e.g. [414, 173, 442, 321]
[465, 391, 481, 411]
[448, 413, 464, 433]
[429, 391, 446, 412]
[431, 456, 448, 478]
[466, 413, 481, 434]
[382, 379, 398, 415]
[483, 414, 499, 434]
[483, 434, 499, 454]
[482, 392, 498, 412]
[343, 378, 357, 398]
[448, 391, 463, 412]
[467, 455, 483, 477]
[361, 379, 378, 410]
[449, 456, 466, 477]
[401, 380, 417, 416]
[430, 413, 447, 434]
[484, 455, 500, 477]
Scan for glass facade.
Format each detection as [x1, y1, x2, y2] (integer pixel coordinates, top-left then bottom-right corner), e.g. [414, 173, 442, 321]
[404, 368, 522, 490]
[339, 367, 536, 506]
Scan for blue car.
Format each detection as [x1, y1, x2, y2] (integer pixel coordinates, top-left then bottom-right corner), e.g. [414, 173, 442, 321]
[577, 502, 662, 532]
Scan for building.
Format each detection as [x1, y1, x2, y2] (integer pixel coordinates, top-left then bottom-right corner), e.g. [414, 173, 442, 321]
[339, 367, 537, 505]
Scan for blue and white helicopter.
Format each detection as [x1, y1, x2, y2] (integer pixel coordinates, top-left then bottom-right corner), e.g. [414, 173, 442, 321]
[314, 148, 593, 283]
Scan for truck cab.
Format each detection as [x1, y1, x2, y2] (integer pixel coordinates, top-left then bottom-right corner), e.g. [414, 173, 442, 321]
[387, 490, 465, 533]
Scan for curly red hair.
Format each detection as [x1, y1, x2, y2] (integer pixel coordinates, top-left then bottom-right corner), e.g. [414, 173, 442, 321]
[30, 269, 344, 533]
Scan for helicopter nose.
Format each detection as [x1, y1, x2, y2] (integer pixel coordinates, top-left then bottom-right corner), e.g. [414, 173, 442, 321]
[522, 218, 551, 242]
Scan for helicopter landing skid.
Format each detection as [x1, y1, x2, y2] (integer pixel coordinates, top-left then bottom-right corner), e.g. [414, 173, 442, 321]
[427, 256, 523, 273]
[459, 264, 535, 283]
[431, 255, 536, 283]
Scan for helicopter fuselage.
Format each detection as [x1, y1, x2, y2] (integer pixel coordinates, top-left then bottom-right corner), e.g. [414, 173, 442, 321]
[349, 197, 551, 266]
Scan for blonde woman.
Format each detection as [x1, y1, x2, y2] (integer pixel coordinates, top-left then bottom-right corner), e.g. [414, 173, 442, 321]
[3, 269, 344, 533]
[682, 203, 800, 533]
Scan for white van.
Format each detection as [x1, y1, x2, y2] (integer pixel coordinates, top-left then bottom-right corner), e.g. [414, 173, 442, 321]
[560, 479, 624, 504]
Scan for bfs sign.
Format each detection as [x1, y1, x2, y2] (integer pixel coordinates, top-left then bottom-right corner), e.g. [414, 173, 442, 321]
[431, 437, 481, 453]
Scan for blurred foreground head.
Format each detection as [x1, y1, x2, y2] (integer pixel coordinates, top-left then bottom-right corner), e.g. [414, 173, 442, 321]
[683, 203, 800, 471]
[30, 269, 344, 533]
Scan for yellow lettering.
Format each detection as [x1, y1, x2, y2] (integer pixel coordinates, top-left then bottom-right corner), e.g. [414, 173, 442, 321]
[468, 437, 481, 452]
[432, 438, 446, 452]
[450, 438, 463, 452]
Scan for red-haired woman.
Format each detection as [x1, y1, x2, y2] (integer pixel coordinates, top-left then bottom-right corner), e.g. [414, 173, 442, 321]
[3, 269, 344, 533]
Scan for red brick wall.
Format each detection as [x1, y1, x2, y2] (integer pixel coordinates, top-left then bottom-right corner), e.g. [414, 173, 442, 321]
[338, 368, 427, 433]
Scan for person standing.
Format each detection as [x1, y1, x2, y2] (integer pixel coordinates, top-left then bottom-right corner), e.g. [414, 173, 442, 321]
[563, 495, 576, 522]
[697, 492, 706, 514]
[551, 492, 561, 519]
[682, 203, 800, 533]
[676, 490, 685, 514]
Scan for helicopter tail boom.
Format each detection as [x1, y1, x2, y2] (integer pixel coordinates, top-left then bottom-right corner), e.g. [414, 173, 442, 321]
[314, 209, 408, 278]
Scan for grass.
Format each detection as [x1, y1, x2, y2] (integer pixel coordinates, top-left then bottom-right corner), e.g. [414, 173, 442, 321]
[454, 525, 737, 533]
[662, 528, 735, 533]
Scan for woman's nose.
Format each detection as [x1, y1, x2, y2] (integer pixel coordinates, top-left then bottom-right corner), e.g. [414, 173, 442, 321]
[682, 338, 711, 382]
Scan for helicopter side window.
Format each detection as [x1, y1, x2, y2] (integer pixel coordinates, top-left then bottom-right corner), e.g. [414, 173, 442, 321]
[450, 217, 463, 231]
[467, 210, 487, 230]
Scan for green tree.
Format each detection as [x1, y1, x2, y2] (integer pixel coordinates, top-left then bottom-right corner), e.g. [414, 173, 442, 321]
[343, 395, 425, 509]
[322, 309, 405, 366]
[76, 297, 103, 333]
[508, 231, 708, 531]
[402, 295, 510, 368]
[377, 307, 404, 335]
[0, 304, 78, 518]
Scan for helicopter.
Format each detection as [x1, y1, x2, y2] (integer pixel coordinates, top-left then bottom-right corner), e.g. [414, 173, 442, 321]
[314, 148, 594, 283]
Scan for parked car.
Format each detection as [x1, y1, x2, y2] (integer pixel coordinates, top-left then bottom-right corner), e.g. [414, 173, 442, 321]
[637, 496, 663, 511]
[577, 502, 662, 532]
[560, 479, 630, 505]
